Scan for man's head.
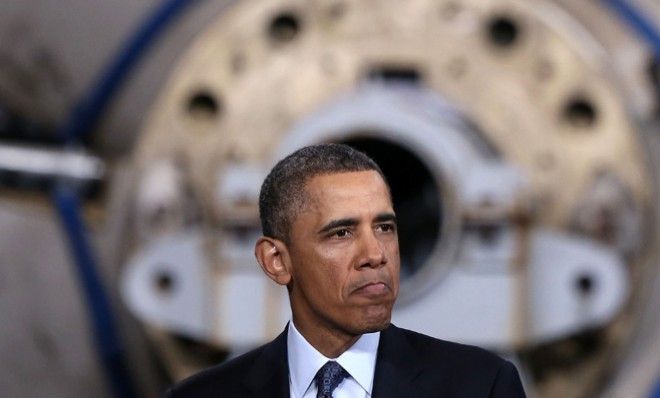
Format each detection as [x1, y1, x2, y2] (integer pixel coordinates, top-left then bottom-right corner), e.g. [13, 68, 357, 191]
[258, 143, 387, 243]
[255, 144, 400, 349]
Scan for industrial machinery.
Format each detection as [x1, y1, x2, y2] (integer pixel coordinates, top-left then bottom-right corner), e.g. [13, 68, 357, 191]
[1, 0, 659, 397]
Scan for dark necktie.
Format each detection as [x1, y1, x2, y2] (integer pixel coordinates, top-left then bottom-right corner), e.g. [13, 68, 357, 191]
[314, 361, 348, 398]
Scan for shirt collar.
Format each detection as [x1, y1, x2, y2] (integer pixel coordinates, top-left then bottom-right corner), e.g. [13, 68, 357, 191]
[287, 320, 380, 397]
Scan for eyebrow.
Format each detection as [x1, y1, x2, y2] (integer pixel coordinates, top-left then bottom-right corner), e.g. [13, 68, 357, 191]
[317, 212, 397, 235]
[374, 213, 397, 224]
[317, 217, 359, 235]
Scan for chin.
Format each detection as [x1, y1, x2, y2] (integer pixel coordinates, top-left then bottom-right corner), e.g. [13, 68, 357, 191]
[360, 321, 390, 334]
[355, 307, 392, 333]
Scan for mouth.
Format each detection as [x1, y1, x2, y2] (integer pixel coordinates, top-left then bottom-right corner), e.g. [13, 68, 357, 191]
[352, 281, 391, 298]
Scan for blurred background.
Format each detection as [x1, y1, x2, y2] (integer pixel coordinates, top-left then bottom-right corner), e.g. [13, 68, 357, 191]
[1, 0, 660, 397]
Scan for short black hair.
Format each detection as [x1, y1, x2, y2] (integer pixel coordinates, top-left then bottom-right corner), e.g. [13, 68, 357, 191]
[259, 143, 387, 242]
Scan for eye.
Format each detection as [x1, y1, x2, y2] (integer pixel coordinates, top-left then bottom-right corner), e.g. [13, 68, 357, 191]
[376, 223, 396, 233]
[331, 228, 351, 238]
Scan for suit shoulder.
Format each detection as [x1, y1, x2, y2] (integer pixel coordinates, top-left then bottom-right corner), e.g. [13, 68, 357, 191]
[165, 344, 266, 397]
[381, 326, 526, 396]
[396, 327, 508, 371]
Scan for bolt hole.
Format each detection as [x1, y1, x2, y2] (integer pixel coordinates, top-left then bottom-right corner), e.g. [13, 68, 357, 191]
[575, 273, 596, 297]
[187, 91, 221, 121]
[268, 12, 301, 44]
[154, 269, 176, 295]
[487, 15, 520, 48]
[367, 66, 422, 85]
[477, 225, 501, 246]
[563, 97, 598, 129]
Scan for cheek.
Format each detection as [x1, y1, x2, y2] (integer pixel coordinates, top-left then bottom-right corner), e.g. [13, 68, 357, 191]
[296, 247, 351, 293]
[314, 247, 356, 294]
[384, 239, 400, 263]
[316, 244, 356, 270]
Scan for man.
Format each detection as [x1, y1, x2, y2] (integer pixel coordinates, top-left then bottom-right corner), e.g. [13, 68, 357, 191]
[167, 143, 526, 397]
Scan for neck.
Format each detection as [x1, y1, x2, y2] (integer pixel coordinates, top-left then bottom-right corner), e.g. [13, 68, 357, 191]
[291, 316, 360, 358]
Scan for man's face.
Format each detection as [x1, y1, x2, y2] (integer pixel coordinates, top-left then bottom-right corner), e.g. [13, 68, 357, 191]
[286, 170, 400, 337]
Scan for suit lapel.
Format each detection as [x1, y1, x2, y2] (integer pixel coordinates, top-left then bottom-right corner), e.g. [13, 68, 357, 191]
[243, 326, 290, 398]
[372, 324, 424, 398]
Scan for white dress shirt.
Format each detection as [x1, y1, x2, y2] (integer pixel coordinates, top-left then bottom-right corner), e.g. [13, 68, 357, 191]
[287, 321, 380, 398]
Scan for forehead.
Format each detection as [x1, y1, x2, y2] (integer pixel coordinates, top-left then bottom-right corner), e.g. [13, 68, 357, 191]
[302, 170, 392, 216]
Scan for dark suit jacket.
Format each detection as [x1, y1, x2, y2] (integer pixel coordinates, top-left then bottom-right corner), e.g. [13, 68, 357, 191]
[166, 324, 526, 397]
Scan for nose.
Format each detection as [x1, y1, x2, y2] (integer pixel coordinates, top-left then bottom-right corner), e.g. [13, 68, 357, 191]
[357, 229, 387, 269]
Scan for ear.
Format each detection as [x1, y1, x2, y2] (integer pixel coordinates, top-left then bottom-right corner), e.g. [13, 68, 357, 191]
[255, 237, 292, 286]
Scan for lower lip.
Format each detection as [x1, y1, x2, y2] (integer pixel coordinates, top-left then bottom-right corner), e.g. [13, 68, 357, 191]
[354, 283, 389, 297]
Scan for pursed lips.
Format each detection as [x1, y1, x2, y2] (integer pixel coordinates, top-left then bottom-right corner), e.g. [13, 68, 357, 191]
[351, 279, 392, 297]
